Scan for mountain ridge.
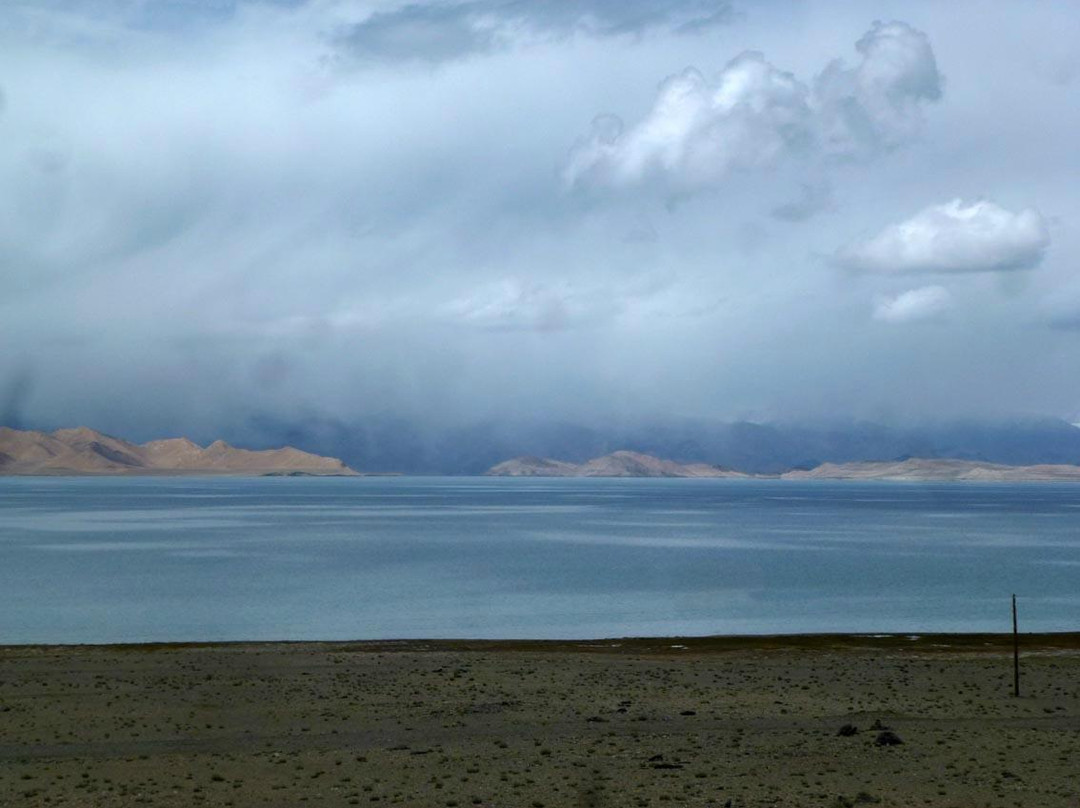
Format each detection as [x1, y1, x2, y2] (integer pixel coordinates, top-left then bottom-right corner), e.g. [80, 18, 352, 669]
[487, 452, 1080, 481]
[781, 457, 1080, 481]
[487, 451, 750, 478]
[237, 413, 1080, 475]
[0, 427, 357, 476]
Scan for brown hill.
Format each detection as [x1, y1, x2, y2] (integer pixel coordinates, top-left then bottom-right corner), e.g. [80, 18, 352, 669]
[782, 457, 1080, 481]
[485, 451, 748, 478]
[484, 456, 581, 477]
[0, 427, 357, 476]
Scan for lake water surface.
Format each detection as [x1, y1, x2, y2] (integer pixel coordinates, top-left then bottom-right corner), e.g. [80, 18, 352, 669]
[2, 476, 1078, 643]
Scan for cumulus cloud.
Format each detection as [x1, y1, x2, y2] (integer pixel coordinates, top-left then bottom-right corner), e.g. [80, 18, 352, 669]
[873, 285, 952, 323]
[836, 199, 1050, 274]
[564, 20, 941, 192]
[814, 20, 942, 158]
[336, 0, 734, 64]
[564, 54, 814, 192]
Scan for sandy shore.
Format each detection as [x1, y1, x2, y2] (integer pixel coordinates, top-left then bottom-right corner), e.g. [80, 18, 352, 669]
[2, 634, 1078, 807]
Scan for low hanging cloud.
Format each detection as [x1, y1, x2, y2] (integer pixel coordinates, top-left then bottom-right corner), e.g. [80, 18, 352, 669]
[836, 199, 1050, 275]
[564, 20, 942, 192]
[335, 0, 734, 65]
[873, 285, 952, 323]
[440, 274, 695, 332]
[441, 278, 621, 332]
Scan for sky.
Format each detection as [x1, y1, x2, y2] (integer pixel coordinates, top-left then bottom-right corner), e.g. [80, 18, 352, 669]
[2, 0, 1079, 440]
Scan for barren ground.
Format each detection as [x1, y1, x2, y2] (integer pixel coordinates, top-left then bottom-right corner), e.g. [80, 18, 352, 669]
[2, 634, 1078, 807]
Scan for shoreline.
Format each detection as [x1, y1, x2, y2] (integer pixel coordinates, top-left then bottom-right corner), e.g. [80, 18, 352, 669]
[9, 471, 1080, 482]
[5, 631, 1080, 654]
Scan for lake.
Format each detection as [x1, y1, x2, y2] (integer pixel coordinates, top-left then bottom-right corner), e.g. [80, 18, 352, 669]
[1, 476, 1078, 643]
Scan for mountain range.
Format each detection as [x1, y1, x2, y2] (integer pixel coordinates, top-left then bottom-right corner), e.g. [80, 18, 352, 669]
[233, 413, 1080, 475]
[7, 420, 1080, 480]
[486, 451, 748, 478]
[782, 458, 1080, 481]
[0, 427, 356, 476]
[486, 453, 1080, 481]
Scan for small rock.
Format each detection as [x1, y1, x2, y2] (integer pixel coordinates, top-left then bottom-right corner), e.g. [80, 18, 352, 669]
[837, 724, 858, 737]
[874, 730, 903, 746]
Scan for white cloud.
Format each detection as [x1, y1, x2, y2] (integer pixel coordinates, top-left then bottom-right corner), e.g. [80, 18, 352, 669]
[564, 54, 814, 192]
[873, 285, 952, 323]
[836, 199, 1050, 274]
[564, 20, 942, 192]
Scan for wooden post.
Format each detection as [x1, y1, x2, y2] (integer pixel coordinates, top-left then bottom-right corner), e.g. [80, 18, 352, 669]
[1012, 594, 1020, 698]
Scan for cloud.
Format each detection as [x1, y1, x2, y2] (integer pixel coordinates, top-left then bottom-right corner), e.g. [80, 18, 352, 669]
[335, 0, 734, 65]
[3, 1, 1080, 435]
[770, 181, 834, 222]
[1040, 287, 1080, 331]
[443, 274, 679, 332]
[334, 3, 501, 65]
[442, 279, 616, 332]
[564, 20, 942, 193]
[564, 54, 814, 192]
[813, 20, 942, 159]
[836, 199, 1050, 274]
[873, 285, 952, 323]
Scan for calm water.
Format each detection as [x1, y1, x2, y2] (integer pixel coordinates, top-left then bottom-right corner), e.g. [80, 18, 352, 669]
[1, 476, 1079, 643]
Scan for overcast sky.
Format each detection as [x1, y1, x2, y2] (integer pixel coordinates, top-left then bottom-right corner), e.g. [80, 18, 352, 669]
[2, 0, 1079, 438]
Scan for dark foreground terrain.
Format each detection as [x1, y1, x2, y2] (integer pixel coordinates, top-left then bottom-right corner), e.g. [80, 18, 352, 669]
[2, 634, 1078, 807]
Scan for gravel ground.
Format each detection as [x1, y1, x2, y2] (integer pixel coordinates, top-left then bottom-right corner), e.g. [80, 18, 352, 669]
[1, 634, 1078, 807]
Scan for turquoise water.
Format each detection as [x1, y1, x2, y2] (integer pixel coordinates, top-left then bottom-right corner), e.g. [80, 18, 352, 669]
[1, 476, 1078, 643]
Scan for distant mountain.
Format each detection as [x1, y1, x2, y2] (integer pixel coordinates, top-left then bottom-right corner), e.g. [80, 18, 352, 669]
[782, 458, 1080, 481]
[0, 427, 357, 476]
[486, 456, 580, 477]
[487, 453, 1080, 481]
[236, 413, 1080, 475]
[486, 451, 749, 478]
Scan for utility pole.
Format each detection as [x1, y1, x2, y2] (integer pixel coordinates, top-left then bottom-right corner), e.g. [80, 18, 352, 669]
[1012, 594, 1020, 698]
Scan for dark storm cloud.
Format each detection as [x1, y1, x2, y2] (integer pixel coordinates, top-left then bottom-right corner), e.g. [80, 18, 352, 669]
[0, 366, 35, 430]
[335, 0, 734, 64]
